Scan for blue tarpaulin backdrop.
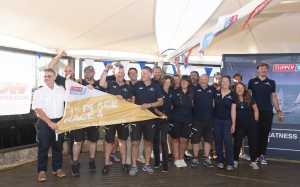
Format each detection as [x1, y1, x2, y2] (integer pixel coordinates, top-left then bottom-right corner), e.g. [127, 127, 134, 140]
[222, 54, 300, 160]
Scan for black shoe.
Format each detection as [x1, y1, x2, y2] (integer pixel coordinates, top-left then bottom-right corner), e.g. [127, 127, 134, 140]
[71, 162, 80, 177]
[191, 159, 200, 168]
[168, 154, 173, 162]
[154, 163, 160, 169]
[184, 152, 193, 161]
[89, 159, 96, 172]
[102, 165, 110, 175]
[203, 158, 214, 168]
[122, 164, 129, 173]
[161, 165, 168, 172]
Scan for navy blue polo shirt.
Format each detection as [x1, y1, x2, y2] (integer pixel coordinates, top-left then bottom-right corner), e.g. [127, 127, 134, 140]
[248, 77, 275, 112]
[55, 74, 66, 88]
[191, 84, 198, 91]
[214, 91, 236, 120]
[193, 85, 215, 121]
[133, 81, 163, 113]
[81, 79, 105, 92]
[151, 78, 161, 86]
[236, 97, 256, 123]
[157, 89, 174, 117]
[107, 75, 116, 82]
[129, 81, 136, 87]
[171, 88, 193, 123]
[106, 80, 133, 100]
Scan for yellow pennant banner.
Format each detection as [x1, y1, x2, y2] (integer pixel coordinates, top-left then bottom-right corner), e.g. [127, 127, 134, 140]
[56, 94, 158, 134]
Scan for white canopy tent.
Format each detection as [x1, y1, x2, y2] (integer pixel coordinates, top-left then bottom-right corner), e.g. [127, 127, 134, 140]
[0, 0, 222, 61]
[0, 0, 299, 60]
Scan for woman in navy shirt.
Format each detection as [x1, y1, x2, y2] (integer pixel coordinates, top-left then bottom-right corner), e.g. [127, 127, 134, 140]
[214, 75, 236, 171]
[233, 82, 260, 170]
[153, 75, 173, 172]
[170, 75, 193, 168]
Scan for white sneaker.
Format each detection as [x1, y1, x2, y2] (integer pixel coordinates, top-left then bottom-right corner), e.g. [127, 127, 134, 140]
[216, 162, 224, 169]
[257, 155, 268, 165]
[179, 159, 187, 168]
[249, 162, 260, 170]
[226, 165, 234, 171]
[174, 160, 181, 168]
[260, 155, 268, 165]
[233, 161, 239, 169]
[240, 153, 251, 161]
[174, 160, 187, 168]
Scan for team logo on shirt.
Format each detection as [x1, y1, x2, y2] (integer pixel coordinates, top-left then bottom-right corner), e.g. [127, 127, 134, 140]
[139, 87, 144, 90]
[112, 85, 117, 89]
[264, 82, 271, 86]
[197, 89, 202, 92]
[254, 81, 259, 85]
[207, 89, 212, 93]
[149, 87, 155, 92]
[240, 104, 244, 109]
[122, 88, 128, 92]
[226, 95, 232, 100]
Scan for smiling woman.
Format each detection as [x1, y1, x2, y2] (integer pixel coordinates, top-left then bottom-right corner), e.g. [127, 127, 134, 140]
[155, 0, 223, 53]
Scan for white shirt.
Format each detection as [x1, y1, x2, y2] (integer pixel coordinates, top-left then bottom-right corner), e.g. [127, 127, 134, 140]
[32, 84, 65, 119]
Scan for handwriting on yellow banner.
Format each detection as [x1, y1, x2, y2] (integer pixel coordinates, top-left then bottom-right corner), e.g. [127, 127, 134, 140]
[57, 94, 158, 134]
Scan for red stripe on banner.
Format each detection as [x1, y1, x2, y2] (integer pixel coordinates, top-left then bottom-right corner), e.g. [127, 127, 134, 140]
[70, 86, 83, 92]
[242, 0, 272, 28]
[231, 15, 238, 23]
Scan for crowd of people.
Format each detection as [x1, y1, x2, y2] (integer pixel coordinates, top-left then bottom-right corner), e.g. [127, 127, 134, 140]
[32, 50, 283, 182]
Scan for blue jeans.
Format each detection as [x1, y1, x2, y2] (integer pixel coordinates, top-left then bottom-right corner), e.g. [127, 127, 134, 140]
[214, 119, 234, 166]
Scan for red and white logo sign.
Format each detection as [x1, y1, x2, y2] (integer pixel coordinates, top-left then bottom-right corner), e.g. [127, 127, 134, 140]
[273, 64, 296, 72]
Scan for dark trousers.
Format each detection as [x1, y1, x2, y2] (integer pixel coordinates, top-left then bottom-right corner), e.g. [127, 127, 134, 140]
[257, 111, 273, 156]
[214, 119, 234, 166]
[153, 119, 169, 168]
[234, 120, 258, 162]
[36, 118, 64, 172]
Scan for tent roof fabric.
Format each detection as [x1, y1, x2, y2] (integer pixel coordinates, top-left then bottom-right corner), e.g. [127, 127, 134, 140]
[0, 0, 299, 59]
[171, 0, 300, 57]
[205, 0, 300, 55]
[0, 0, 158, 55]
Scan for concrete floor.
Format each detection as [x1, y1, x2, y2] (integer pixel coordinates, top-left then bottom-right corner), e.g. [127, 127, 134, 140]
[0, 153, 299, 187]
